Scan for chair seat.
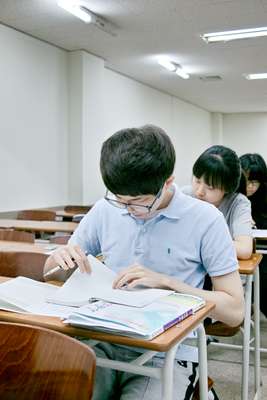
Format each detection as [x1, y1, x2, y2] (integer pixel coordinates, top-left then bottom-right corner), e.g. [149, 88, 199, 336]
[205, 321, 242, 337]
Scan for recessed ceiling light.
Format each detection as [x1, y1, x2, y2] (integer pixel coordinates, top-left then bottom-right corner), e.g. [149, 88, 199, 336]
[157, 57, 176, 72]
[201, 27, 267, 43]
[57, 0, 117, 36]
[57, 0, 94, 23]
[244, 73, 267, 80]
[157, 58, 190, 79]
[175, 66, 190, 80]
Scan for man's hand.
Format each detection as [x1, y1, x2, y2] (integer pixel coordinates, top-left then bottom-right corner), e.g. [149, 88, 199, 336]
[112, 263, 169, 289]
[45, 244, 91, 274]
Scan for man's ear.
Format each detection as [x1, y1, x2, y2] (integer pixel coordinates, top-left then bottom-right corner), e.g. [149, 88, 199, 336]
[164, 175, 175, 189]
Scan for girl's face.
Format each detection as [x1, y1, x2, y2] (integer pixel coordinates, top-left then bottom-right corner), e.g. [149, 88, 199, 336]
[246, 177, 260, 197]
[192, 176, 225, 207]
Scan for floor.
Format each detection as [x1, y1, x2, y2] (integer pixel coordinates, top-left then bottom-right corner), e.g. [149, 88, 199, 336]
[207, 313, 267, 399]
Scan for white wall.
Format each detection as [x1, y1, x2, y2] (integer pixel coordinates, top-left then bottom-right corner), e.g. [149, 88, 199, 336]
[69, 57, 212, 203]
[222, 113, 267, 159]
[0, 24, 68, 211]
[0, 25, 213, 210]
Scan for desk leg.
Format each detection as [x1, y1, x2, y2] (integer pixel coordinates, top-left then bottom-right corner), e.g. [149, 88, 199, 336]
[161, 343, 179, 400]
[253, 266, 261, 395]
[242, 274, 253, 400]
[197, 324, 208, 400]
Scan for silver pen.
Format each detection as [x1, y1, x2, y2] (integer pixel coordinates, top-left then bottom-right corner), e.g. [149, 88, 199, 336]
[43, 250, 90, 278]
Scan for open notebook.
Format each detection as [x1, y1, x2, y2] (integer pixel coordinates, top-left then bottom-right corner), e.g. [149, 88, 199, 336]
[64, 293, 205, 339]
[46, 255, 174, 308]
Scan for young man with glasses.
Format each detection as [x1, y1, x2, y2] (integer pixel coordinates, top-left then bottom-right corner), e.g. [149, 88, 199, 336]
[44, 125, 244, 400]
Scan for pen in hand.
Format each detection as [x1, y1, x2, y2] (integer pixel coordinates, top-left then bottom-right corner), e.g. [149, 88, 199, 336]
[44, 250, 89, 278]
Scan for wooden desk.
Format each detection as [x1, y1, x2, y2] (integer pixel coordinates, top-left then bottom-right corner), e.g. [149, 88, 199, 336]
[0, 240, 61, 254]
[252, 229, 267, 240]
[210, 253, 262, 400]
[0, 276, 214, 400]
[56, 210, 79, 219]
[240, 254, 262, 400]
[0, 219, 78, 234]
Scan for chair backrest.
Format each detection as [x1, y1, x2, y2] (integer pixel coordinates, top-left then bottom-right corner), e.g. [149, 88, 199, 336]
[64, 205, 92, 214]
[0, 322, 96, 400]
[17, 209, 56, 221]
[0, 251, 48, 281]
[0, 228, 35, 243]
[50, 234, 71, 245]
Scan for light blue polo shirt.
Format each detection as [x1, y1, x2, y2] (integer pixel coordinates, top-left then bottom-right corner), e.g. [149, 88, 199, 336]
[70, 184, 238, 289]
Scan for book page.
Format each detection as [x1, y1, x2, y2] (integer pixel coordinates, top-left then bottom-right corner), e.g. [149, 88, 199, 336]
[47, 255, 174, 307]
[0, 277, 74, 317]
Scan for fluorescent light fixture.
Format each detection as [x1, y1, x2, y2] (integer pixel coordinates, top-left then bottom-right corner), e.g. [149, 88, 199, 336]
[158, 58, 176, 72]
[57, 0, 94, 23]
[201, 27, 267, 43]
[175, 66, 190, 79]
[245, 73, 267, 80]
[158, 58, 190, 79]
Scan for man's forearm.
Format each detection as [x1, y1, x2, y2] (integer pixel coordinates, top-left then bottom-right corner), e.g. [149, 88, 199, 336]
[162, 276, 244, 327]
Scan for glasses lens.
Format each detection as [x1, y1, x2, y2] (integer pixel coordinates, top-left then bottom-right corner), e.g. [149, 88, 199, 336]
[106, 199, 126, 209]
[127, 204, 150, 213]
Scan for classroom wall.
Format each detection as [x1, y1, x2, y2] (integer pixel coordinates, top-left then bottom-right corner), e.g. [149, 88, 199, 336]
[222, 113, 267, 160]
[104, 69, 212, 187]
[0, 24, 69, 212]
[69, 51, 213, 204]
[0, 24, 213, 210]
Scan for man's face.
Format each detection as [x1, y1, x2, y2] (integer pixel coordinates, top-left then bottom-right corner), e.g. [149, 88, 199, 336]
[115, 192, 162, 219]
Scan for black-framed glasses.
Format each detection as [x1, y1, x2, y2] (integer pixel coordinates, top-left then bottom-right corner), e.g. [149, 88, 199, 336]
[104, 185, 163, 213]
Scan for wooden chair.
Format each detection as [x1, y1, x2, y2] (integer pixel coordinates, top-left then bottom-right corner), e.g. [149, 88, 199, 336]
[0, 229, 35, 243]
[64, 205, 92, 214]
[0, 322, 96, 400]
[50, 234, 71, 245]
[17, 209, 56, 221]
[0, 252, 48, 281]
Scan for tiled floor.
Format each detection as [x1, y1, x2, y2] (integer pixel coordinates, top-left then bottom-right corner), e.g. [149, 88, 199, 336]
[207, 313, 267, 399]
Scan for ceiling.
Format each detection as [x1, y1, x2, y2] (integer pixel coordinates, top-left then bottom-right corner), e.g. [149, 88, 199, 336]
[1, 0, 267, 113]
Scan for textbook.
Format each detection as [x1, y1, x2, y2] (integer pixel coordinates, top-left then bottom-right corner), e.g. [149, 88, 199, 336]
[0, 277, 75, 317]
[64, 293, 206, 339]
[46, 255, 174, 308]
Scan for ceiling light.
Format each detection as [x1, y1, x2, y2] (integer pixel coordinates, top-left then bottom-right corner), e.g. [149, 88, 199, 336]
[175, 66, 190, 79]
[57, 1, 94, 23]
[158, 58, 190, 79]
[244, 73, 267, 80]
[201, 27, 267, 43]
[57, 0, 117, 36]
[158, 58, 176, 72]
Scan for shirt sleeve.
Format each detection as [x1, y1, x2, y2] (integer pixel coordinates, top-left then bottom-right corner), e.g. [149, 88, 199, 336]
[69, 202, 101, 256]
[180, 185, 193, 196]
[231, 196, 252, 238]
[200, 214, 239, 277]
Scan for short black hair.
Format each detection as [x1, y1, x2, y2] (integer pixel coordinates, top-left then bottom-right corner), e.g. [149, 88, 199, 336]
[193, 145, 241, 193]
[239, 153, 267, 184]
[100, 124, 176, 195]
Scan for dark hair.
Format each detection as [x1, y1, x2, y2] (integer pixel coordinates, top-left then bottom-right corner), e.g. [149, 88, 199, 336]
[100, 124, 176, 195]
[239, 153, 267, 184]
[193, 145, 241, 193]
[239, 153, 267, 222]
